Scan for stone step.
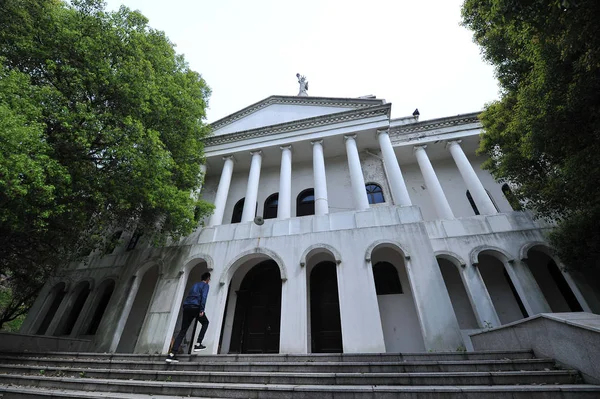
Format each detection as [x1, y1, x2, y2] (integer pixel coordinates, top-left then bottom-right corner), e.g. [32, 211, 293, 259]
[1, 350, 596, 399]
[0, 378, 599, 399]
[0, 349, 535, 363]
[0, 356, 558, 373]
[0, 367, 580, 386]
[0, 387, 210, 399]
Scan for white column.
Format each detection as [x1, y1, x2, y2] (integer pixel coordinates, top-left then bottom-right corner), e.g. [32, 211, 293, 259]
[241, 150, 262, 222]
[344, 135, 370, 210]
[414, 145, 454, 219]
[446, 140, 497, 215]
[278, 145, 292, 219]
[311, 139, 329, 215]
[208, 155, 234, 226]
[377, 130, 412, 206]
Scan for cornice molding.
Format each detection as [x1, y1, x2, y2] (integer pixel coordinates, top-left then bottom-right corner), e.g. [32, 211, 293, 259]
[210, 95, 385, 131]
[204, 104, 391, 147]
[389, 113, 481, 137]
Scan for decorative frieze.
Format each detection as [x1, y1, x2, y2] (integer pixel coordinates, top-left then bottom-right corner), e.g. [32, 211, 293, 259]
[389, 114, 481, 142]
[205, 104, 391, 147]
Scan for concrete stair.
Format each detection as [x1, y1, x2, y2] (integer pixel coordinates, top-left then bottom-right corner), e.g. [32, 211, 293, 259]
[0, 350, 598, 398]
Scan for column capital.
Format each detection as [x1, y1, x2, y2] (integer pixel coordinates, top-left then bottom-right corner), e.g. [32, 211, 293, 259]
[344, 134, 357, 141]
[445, 139, 462, 149]
[249, 149, 262, 156]
[413, 144, 428, 153]
[310, 139, 324, 146]
[222, 154, 235, 162]
[376, 129, 390, 137]
[280, 144, 292, 151]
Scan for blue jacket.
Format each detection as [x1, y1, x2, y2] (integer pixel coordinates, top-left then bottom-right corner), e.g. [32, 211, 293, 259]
[183, 281, 209, 311]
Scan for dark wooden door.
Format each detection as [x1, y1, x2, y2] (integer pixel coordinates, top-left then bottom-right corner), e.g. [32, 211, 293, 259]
[310, 261, 343, 353]
[229, 261, 281, 354]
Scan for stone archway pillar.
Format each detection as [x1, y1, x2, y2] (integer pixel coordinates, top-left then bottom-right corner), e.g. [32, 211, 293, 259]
[45, 288, 77, 336]
[558, 265, 594, 313]
[109, 275, 139, 352]
[202, 278, 228, 355]
[279, 260, 308, 354]
[69, 287, 96, 337]
[510, 260, 552, 315]
[336, 257, 386, 353]
[20, 283, 60, 334]
[461, 264, 501, 328]
[397, 227, 463, 351]
[501, 260, 540, 317]
[161, 271, 189, 354]
[133, 275, 180, 354]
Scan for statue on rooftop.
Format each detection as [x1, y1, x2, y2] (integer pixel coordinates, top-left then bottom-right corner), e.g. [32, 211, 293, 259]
[296, 73, 308, 96]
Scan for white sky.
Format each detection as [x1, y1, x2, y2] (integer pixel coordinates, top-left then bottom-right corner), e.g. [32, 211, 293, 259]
[102, 0, 500, 123]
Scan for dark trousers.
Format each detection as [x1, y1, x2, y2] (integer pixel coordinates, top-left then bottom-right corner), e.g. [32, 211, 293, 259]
[171, 306, 209, 353]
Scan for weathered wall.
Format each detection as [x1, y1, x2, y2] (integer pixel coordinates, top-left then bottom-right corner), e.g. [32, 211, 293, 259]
[22, 202, 597, 356]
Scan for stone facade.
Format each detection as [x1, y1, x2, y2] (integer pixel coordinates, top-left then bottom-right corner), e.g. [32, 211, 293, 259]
[19, 95, 600, 355]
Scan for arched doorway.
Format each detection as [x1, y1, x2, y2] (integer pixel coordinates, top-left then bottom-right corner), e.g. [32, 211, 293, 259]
[116, 265, 159, 352]
[477, 253, 527, 324]
[228, 260, 282, 353]
[525, 248, 583, 312]
[35, 282, 66, 335]
[437, 257, 478, 329]
[371, 245, 425, 352]
[310, 261, 342, 353]
[170, 261, 210, 354]
[54, 281, 91, 336]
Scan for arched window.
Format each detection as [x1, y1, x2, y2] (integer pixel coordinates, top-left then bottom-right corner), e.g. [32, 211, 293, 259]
[502, 184, 522, 211]
[105, 230, 123, 255]
[487, 189, 500, 212]
[263, 193, 279, 220]
[366, 183, 385, 204]
[466, 190, 479, 215]
[373, 262, 403, 295]
[296, 189, 315, 217]
[466, 189, 499, 215]
[126, 230, 143, 251]
[231, 198, 245, 224]
[231, 198, 257, 223]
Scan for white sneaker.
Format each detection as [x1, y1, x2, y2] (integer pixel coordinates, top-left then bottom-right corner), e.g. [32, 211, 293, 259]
[193, 343, 206, 352]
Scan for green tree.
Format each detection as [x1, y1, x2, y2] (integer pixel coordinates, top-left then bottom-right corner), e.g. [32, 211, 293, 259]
[0, 65, 69, 330]
[461, 0, 600, 274]
[0, 0, 213, 329]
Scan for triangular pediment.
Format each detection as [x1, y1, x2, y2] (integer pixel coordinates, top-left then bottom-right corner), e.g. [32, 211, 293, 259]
[210, 95, 385, 136]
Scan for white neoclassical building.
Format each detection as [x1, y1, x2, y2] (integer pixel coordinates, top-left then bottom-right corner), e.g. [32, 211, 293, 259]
[19, 89, 600, 355]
